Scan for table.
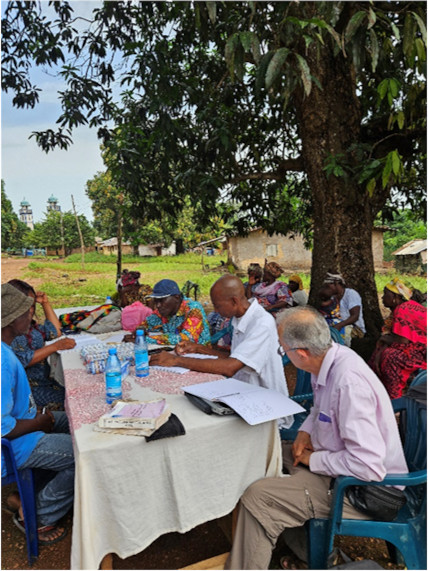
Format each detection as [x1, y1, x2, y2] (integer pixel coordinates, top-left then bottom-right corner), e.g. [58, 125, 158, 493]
[61, 343, 282, 570]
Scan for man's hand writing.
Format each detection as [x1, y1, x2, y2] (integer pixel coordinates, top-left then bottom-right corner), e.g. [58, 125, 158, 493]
[150, 351, 178, 367]
[175, 340, 198, 355]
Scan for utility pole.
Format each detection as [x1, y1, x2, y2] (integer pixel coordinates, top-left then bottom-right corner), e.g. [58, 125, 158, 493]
[71, 194, 85, 269]
[60, 211, 66, 257]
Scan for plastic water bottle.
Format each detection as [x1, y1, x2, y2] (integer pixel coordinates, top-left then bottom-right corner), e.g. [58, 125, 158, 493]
[105, 295, 112, 305]
[104, 348, 122, 404]
[134, 330, 149, 377]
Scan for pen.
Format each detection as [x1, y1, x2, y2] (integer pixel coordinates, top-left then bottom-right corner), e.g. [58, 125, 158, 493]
[42, 407, 46, 414]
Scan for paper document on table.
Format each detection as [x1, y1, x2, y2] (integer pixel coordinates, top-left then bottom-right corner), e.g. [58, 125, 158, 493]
[150, 353, 218, 374]
[182, 377, 305, 425]
[46, 333, 100, 353]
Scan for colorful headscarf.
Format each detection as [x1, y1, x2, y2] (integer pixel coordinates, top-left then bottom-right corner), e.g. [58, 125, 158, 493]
[385, 277, 413, 301]
[288, 274, 303, 290]
[324, 272, 346, 286]
[264, 260, 283, 279]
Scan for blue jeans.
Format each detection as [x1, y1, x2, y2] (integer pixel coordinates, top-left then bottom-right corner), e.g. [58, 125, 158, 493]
[20, 411, 74, 527]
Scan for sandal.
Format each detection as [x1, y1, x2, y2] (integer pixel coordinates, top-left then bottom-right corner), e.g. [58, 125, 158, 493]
[12, 513, 67, 545]
[4, 491, 21, 515]
[280, 555, 307, 570]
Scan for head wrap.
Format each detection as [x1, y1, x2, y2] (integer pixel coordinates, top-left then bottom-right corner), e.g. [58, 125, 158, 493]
[150, 279, 181, 298]
[324, 272, 346, 286]
[264, 260, 283, 279]
[1, 283, 34, 329]
[247, 263, 263, 278]
[288, 274, 303, 290]
[120, 270, 141, 288]
[385, 277, 413, 301]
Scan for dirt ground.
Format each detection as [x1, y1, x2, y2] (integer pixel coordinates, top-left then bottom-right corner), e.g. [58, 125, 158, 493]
[1, 257, 404, 570]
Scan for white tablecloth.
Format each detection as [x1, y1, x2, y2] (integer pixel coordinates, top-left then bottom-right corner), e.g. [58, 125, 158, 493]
[62, 350, 282, 570]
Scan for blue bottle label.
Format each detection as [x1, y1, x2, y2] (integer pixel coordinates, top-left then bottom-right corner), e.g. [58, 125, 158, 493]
[105, 371, 122, 404]
[135, 351, 149, 377]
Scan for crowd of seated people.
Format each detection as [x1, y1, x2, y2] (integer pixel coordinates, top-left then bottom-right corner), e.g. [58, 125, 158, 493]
[2, 264, 425, 562]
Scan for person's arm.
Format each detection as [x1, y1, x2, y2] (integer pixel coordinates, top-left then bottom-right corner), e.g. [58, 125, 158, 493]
[175, 340, 230, 357]
[266, 300, 291, 312]
[376, 332, 410, 347]
[150, 350, 243, 377]
[24, 337, 77, 367]
[333, 305, 360, 330]
[36, 291, 62, 336]
[4, 411, 55, 439]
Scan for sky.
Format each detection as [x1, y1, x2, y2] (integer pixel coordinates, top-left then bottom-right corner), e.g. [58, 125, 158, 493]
[1, 2, 105, 224]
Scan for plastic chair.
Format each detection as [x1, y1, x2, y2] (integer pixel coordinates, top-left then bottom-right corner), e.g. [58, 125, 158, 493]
[306, 394, 427, 570]
[1, 438, 39, 564]
[210, 322, 233, 345]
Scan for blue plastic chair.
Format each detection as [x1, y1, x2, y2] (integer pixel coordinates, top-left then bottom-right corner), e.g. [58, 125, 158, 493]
[1, 438, 39, 564]
[280, 328, 344, 441]
[306, 393, 427, 570]
[211, 322, 233, 345]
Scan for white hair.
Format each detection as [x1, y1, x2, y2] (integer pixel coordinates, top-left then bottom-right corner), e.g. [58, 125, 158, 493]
[277, 306, 332, 357]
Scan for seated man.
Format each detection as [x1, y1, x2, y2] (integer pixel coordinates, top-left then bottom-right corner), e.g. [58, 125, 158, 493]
[136, 279, 211, 346]
[150, 274, 289, 398]
[1, 283, 75, 545]
[224, 305, 408, 570]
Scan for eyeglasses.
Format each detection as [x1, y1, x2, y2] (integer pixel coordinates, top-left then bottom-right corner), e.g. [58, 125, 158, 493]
[278, 346, 308, 356]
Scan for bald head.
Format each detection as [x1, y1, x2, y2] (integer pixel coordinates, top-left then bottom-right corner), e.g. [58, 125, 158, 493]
[210, 274, 249, 318]
[277, 306, 331, 357]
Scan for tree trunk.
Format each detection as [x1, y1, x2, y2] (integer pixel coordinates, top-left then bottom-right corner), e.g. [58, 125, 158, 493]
[116, 210, 123, 281]
[295, 40, 383, 339]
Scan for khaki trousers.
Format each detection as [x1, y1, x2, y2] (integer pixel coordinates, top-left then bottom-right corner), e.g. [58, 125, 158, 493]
[225, 443, 368, 570]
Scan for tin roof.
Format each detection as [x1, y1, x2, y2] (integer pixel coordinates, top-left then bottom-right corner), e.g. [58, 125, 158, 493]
[392, 239, 427, 256]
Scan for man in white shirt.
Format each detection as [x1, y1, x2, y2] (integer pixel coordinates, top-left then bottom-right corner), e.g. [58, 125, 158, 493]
[150, 274, 288, 397]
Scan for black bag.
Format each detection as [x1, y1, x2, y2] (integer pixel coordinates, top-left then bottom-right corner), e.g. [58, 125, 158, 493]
[346, 485, 406, 522]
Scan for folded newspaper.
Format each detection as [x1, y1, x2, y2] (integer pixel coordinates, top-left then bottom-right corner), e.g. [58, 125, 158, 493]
[96, 398, 171, 436]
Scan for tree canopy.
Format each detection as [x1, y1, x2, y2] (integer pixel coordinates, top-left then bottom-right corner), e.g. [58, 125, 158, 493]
[27, 210, 95, 255]
[1, 180, 29, 250]
[2, 1, 426, 336]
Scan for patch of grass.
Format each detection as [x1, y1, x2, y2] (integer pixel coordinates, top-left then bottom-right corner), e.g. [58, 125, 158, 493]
[22, 254, 426, 309]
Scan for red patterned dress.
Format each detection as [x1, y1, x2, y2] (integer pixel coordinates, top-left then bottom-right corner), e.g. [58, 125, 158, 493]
[369, 300, 427, 398]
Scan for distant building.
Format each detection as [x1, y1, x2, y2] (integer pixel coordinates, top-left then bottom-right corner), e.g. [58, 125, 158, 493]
[19, 198, 34, 230]
[227, 227, 388, 272]
[47, 194, 61, 213]
[393, 239, 427, 274]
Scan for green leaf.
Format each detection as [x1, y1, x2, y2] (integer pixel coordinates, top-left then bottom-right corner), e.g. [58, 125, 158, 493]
[377, 79, 388, 100]
[265, 47, 289, 91]
[206, 2, 217, 25]
[390, 22, 400, 41]
[345, 11, 366, 44]
[411, 11, 427, 44]
[389, 78, 400, 98]
[225, 33, 240, 80]
[397, 110, 405, 129]
[369, 29, 379, 72]
[391, 150, 401, 176]
[303, 34, 313, 49]
[403, 13, 416, 61]
[367, 7, 376, 30]
[366, 178, 376, 197]
[250, 34, 261, 65]
[240, 31, 253, 52]
[415, 38, 426, 62]
[296, 54, 312, 96]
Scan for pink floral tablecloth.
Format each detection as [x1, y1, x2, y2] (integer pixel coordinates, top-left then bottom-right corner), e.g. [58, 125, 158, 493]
[64, 365, 223, 432]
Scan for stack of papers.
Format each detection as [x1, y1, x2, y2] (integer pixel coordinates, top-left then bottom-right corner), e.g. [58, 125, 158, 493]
[96, 399, 171, 436]
[182, 378, 305, 425]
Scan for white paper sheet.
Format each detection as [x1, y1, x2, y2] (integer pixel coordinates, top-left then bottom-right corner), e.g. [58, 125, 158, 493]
[149, 352, 218, 374]
[182, 377, 305, 425]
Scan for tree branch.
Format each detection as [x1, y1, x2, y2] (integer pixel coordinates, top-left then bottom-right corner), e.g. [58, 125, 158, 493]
[228, 156, 304, 184]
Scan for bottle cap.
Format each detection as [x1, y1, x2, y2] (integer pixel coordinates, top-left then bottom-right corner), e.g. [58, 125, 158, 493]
[108, 348, 117, 355]
[136, 330, 144, 336]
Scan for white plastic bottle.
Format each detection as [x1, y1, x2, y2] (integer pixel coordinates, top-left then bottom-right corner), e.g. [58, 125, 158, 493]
[104, 347, 122, 404]
[105, 295, 112, 304]
[134, 330, 149, 377]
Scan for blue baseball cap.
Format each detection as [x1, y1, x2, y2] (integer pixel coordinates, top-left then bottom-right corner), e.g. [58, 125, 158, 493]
[150, 279, 181, 298]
